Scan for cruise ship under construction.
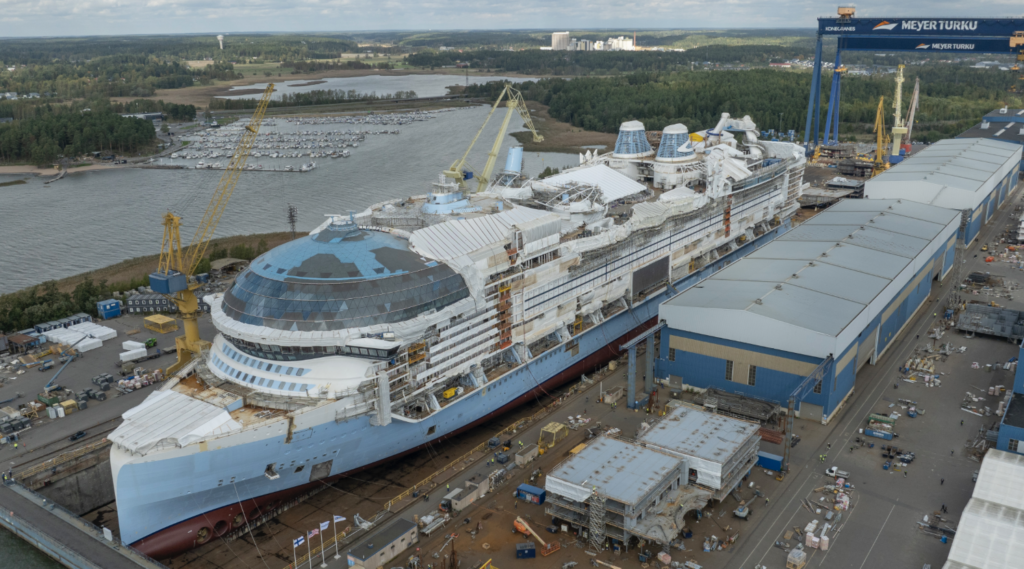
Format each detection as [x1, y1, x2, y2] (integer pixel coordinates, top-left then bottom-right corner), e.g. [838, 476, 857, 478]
[108, 112, 807, 557]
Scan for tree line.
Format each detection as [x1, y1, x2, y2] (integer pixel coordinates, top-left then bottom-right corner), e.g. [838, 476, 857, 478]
[0, 55, 240, 99]
[0, 101, 157, 165]
[207, 88, 419, 110]
[462, 65, 1020, 142]
[282, 60, 395, 72]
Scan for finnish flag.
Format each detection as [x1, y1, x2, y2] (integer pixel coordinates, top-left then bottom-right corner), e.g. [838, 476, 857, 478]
[334, 515, 346, 523]
[293, 535, 304, 548]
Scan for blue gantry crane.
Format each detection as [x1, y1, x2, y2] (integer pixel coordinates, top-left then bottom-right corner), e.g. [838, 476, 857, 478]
[804, 6, 1024, 154]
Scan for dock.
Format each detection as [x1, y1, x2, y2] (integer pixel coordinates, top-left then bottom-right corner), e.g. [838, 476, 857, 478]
[0, 479, 166, 569]
[134, 164, 307, 173]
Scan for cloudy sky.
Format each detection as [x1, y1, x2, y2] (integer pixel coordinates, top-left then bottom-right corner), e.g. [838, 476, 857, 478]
[0, 0, 1021, 37]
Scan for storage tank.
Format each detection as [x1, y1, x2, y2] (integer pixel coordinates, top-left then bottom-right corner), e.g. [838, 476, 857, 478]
[504, 146, 524, 173]
[653, 123, 700, 189]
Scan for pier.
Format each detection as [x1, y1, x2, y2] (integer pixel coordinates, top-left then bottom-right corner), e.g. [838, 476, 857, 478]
[0, 479, 166, 569]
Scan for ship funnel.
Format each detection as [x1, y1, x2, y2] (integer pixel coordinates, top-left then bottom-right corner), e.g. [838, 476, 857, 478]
[612, 120, 653, 159]
[655, 124, 696, 163]
[504, 146, 524, 173]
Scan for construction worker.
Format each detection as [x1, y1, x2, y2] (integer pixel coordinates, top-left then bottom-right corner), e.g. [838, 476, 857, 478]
[518, 441, 523, 449]
[446, 484, 450, 491]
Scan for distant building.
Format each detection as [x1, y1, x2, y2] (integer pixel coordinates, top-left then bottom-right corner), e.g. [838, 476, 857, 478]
[569, 39, 594, 51]
[769, 63, 792, 68]
[0, 118, 12, 124]
[552, 32, 570, 51]
[606, 36, 635, 51]
[127, 293, 209, 314]
[957, 108, 1024, 168]
[121, 112, 163, 124]
[346, 519, 418, 568]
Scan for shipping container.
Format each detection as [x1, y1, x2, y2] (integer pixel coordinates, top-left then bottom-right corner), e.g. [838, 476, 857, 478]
[515, 484, 546, 505]
[757, 451, 783, 472]
[516, 543, 536, 559]
[864, 428, 893, 441]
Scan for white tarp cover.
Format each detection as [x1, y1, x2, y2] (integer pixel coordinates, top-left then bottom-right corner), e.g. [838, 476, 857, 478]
[68, 322, 117, 341]
[77, 338, 103, 353]
[944, 450, 1024, 569]
[537, 164, 646, 204]
[120, 348, 147, 362]
[545, 475, 593, 503]
[409, 206, 551, 262]
[108, 390, 243, 455]
[123, 340, 145, 350]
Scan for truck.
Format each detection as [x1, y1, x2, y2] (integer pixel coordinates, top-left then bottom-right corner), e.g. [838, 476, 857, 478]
[825, 466, 850, 479]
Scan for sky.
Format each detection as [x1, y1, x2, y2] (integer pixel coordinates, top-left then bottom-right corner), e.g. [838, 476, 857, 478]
[0, 0, 1022, 37]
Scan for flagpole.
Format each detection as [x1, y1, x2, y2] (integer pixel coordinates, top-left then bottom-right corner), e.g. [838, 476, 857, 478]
[307, 535, 313, 569]
[320, 529, 327, 568]
[293, 541, 298, 569]
[333, 518, 340, 560]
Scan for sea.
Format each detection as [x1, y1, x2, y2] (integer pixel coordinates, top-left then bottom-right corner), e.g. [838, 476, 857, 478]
[0, 528, 61, 568]
[0, 76, 584, 295]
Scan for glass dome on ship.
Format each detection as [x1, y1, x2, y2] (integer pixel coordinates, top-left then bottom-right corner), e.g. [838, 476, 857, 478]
[218, 216, 468, 359]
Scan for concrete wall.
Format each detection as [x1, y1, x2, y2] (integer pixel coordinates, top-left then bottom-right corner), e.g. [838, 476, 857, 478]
[21, 444, 116, 516]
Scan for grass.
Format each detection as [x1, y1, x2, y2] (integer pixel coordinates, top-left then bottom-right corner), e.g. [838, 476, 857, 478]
[70, 162, 92, 168]
[0, 179, 27, 187]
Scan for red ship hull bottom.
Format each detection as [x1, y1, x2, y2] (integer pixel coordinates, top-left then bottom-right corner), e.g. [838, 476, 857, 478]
[131, 318, 656, 558]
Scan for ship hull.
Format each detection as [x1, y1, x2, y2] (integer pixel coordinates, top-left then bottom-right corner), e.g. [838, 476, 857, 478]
[119, 221, 790, 559]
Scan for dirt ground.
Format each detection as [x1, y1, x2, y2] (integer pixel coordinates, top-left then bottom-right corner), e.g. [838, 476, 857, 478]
[512, 102, 617, 155]
[0, 163, 122, 176]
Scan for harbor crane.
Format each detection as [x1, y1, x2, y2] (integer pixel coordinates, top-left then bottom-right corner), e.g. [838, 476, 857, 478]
[444, 84, 543, 193]
[890, 65, 907, 161]
[150, 83, 275, 375]
[871, 97, 890, 178]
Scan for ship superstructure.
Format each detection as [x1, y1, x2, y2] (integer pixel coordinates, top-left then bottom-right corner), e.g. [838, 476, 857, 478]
[108, 114, 806, 557]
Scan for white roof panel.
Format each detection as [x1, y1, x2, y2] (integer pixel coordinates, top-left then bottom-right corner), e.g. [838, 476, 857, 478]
[537, 164, 646, 203]
[409, 206, 551, 261]
[108, 390, 243, 456]
[944, 450, 1024, 569]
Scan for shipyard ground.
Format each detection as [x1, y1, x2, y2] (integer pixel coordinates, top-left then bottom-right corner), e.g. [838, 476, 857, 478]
[5, 182, 1020, 569]
[0, 315, 221, 473]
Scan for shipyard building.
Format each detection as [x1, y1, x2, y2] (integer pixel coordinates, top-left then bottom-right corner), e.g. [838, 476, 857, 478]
[544, 404, 759, 549]
[657, 199, 960, 423]
[957, 108, 1024, 168]
[865, 138, 1021, 245]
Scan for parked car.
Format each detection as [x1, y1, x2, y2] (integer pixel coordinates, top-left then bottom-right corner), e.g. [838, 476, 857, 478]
[69, 430, 87, 442]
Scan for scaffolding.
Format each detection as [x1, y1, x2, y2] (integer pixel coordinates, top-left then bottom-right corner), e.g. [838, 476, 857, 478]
[143, 314, 179, 334]
[587, 492, 607, 552]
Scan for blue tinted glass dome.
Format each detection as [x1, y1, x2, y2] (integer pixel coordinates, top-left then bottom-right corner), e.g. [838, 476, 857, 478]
[221, 225, 469, 332]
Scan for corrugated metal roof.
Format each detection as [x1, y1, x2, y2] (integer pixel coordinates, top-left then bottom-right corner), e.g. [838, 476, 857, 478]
[409, 207, 551, 261]
[943, 450, 1024, 569]
[661, 198, 960, 357]
[536, 164, 646, 203]
[547, 436, 678, 505]
[866, 138, 1022, 211]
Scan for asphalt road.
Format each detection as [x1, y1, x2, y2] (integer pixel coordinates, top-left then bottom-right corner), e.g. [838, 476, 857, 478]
[726, 182, 1024, 569]
[1, 313, 219, 472]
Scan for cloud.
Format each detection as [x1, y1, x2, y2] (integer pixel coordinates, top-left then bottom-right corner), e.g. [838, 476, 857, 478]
[0, 0, 1019, 36]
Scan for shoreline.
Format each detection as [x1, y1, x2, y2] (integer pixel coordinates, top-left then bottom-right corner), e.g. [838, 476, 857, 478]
[0, 163, 124, 177]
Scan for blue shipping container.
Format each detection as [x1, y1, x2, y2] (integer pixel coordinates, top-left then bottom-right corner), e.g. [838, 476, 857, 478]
[96, 299, 121, 320]
[515, 543, 536, 559]
[516, 484, 546, 505]
[149, 272, 188, 294]
[757, 451, 783, 472]
[864, 428, 893, 441]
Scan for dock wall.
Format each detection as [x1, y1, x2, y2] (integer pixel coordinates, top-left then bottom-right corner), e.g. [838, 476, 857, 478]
[19, 440, 116, 515]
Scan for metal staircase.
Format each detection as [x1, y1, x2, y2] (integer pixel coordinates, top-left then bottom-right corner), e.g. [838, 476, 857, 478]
[587, 492, 607, 552]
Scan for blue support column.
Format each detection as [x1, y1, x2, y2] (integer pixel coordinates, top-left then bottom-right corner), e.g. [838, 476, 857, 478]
[823, 50, 842, 146]
[832, 65, 843, 144]
[627, 345, 638, 409]
[644, 334, 655, 395]
[803, 36, 824, 151]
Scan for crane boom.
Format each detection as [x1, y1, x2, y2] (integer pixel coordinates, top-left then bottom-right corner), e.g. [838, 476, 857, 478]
[872, 97, 890, 177]
[905, 78, 920, 144]
[444, 84, 543, 193]
[152, 83, 275, 375]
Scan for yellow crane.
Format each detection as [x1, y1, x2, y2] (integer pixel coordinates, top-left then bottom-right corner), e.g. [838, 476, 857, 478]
[890, 64, 907, 159]
[152, 84, 275, 375]
[872, 96, 891, 178]
[444, 84, 543, 193]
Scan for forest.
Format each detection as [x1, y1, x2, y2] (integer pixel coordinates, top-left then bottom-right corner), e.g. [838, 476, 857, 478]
[0, 56, 240, 99]
[463, 65, 1021, 142]
[0, 102, 157, 165]
[207, 89, 419, 111]
[110, 99, 197, 122]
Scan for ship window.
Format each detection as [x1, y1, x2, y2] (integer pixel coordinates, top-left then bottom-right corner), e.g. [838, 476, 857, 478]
[301, 347, 313, 354]
[295, 465, 304, 473]
[427, 426, 436, 435]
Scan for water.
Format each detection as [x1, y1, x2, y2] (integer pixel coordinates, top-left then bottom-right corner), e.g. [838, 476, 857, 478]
[0, 527, 61, 568]
[0, 105, 579, 294]
[219, 74, 540, 100]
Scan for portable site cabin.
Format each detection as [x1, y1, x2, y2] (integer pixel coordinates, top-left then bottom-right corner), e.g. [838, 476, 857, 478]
[515, 443, 539, 466]
[144, 314, 178, 334]
[539, 422, 568, 449]
[96, 299, 121, 320]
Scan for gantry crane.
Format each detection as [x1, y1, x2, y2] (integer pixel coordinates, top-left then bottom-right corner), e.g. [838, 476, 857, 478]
[151, 83, 275, 375]
[890, 64, 907, 160]
[872, 97, 891, 178]
[444, 84, 543, 193]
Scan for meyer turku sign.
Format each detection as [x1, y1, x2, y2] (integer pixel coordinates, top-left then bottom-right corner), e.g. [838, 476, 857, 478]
[818, 18, 1023, 37]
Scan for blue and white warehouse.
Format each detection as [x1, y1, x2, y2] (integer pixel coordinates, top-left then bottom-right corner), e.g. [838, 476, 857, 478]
[865, 138, 1022, 246]
[657, 199, 960, 424]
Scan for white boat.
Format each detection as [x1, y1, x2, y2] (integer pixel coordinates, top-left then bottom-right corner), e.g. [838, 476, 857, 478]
[195, 161, 205, 169]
